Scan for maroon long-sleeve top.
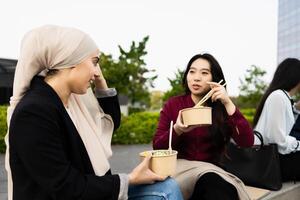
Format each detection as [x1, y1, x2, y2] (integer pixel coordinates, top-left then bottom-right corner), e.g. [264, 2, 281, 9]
[153, 94, 254, 162]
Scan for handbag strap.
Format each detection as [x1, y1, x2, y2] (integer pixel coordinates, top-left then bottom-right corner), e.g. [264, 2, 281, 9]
[281, 89, 295, 112]
[254, 130, 264, 147]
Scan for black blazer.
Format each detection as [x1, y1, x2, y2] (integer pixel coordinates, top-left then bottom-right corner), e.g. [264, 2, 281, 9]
[9, 76, 121, 200]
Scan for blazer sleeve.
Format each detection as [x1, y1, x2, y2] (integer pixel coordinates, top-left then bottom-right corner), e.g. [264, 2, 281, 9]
[9, 104, 120, 200]
[97, 95, 121, 130]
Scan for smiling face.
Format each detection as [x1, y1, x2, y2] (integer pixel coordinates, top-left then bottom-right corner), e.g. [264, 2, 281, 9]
[186, 58, 213, 97]
[67, 50, 100, 94]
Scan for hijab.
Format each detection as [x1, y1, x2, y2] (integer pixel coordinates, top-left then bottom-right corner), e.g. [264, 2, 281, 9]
[5, 25, 114, 199]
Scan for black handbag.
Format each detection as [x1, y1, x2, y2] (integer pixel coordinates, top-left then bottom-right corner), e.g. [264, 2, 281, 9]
[221, 131, 282, 190]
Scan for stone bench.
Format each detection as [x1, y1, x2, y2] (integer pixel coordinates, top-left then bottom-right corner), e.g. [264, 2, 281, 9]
[246, 182, 300, 200]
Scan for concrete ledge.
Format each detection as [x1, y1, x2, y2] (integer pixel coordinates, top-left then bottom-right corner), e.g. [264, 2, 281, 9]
[261, 182, 300, 200]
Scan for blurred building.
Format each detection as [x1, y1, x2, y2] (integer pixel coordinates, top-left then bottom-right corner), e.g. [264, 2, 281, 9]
[277, 0, 300, 63]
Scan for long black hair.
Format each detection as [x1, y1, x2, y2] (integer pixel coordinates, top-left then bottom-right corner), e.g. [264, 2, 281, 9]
[182, 53, 230, 162]
[253, 58, 300, 127]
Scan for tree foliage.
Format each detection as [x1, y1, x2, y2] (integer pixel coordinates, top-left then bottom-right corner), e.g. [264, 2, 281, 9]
[237, 65, 268, 108]
[99, 36, 157, 107]
[163, 69, 185, 101]
[150, 90, 164, 111]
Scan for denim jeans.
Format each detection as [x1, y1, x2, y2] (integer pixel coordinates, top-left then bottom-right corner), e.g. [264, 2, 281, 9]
[128, 177, 183, 200]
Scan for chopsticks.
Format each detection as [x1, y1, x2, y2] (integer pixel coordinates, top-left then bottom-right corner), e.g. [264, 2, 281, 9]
[194, 80, 227, 108]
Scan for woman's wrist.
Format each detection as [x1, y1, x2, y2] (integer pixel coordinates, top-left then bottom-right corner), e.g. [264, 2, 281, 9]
[94, 77, 108, 90]
[128, 172, 137, 185]
[173, 123, 183, 135]
[224, 99, 236, 116]
[128, 173, 133, 184]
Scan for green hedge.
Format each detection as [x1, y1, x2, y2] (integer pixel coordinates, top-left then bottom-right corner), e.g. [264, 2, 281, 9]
[0, 106, 159, 152]
[128, 107, 146, 115]
[240, 108, 255, 126]
[111, 108, 255, 144]
[0, 106, 256, 153]
[0, 106, 7, 153]
[112, 112, 159, 144]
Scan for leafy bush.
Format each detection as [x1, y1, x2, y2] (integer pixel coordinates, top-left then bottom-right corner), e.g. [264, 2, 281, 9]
[0, 107, 158, 153]
[128, 107, 146, 115]
[112, 112, 159, 144]
[0, 106, 7, 153]
[240, 108, 255, 126]
[0, 106, 256, 154]
[112, 108, 256, 145]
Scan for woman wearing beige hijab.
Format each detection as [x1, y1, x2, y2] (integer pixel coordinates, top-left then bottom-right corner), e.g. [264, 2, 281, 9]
[5, 25, 183, 200]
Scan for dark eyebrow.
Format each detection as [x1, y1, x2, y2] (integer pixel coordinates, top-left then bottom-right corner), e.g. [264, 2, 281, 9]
[190, 67, 211, 71]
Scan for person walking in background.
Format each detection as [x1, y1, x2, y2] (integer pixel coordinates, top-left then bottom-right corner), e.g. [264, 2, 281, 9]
[253, 58, 300, 182]
[5, 25, 183, 200]
[153, 53, 254, 200]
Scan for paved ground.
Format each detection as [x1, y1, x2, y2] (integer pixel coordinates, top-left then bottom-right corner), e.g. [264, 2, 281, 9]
[0, 153, 7, 200]
[0, 144, 151, 200]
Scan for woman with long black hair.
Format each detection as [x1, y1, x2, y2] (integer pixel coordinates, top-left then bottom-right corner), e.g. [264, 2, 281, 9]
[153, 53, 254, 200]
[253, 58, 300, 182]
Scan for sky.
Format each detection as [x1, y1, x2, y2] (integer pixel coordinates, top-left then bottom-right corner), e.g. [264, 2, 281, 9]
[0, 0, 278, 96]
